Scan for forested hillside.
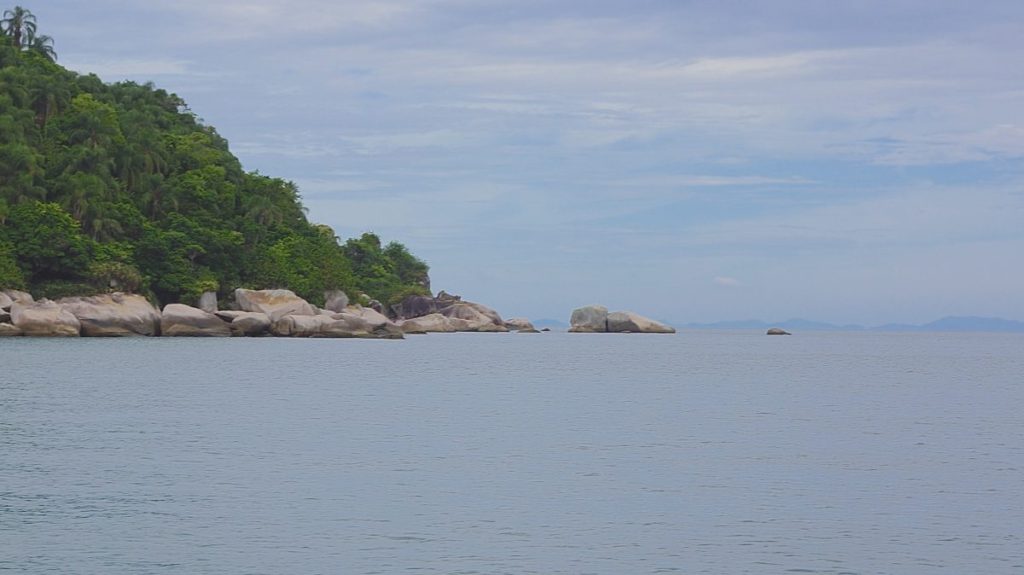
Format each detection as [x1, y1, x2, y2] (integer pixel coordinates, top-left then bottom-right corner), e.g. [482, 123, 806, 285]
[0, 6, 429, 307]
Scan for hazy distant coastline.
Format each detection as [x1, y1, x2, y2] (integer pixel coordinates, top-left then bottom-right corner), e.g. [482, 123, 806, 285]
[675, 316, 1024, 333]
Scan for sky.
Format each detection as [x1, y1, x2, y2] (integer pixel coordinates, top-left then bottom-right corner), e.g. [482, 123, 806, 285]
[33, 0, 1024, 325]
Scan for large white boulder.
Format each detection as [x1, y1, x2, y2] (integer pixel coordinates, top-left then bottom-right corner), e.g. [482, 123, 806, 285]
[569, 305, 608, 333]
[234, 288, 316, 322]
[440, 302, 508, 332]
[161, 304, 231, 337]
[1, 289, 33, 308]
[11, 300, 80, 336]
[323, 290, 349, 313]
[398, 313, 455, 334]
[59, 293, 161, 337]
[606, 311, 675, 334]
[215, 310, 272, 336]
[272, 314, 372, 338]
[504, 317, 536, 331]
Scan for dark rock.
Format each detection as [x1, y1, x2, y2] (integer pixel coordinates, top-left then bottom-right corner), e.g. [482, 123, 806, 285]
[767, 328, 791, 335]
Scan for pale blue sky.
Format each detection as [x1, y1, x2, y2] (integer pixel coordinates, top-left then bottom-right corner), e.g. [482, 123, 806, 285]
[36, 1, 1024, 324]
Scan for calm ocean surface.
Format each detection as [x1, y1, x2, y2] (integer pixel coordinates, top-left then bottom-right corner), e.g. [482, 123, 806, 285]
[2, 331, 1022, 574]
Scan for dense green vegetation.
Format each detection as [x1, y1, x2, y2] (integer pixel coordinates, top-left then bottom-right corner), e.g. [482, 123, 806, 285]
[0, 7, 428, 307]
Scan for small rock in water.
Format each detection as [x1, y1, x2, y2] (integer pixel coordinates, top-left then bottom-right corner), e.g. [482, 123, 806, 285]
[767, 328, 791, 335]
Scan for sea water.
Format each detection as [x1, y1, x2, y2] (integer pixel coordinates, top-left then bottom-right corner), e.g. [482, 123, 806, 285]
[2, 331, 1022, 574]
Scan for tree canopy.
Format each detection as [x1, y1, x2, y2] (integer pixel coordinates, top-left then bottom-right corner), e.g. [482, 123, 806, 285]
[0, 6, 429, 306]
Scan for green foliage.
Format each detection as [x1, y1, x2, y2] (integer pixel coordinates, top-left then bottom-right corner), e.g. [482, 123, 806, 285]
[0, 15, 429, 305]
[32, 279, 96, 300]
[4, 200, 91, 282]
[0, 238, 24, 288]
[88, 261, 142, 293]
[343, 232, 430, 306]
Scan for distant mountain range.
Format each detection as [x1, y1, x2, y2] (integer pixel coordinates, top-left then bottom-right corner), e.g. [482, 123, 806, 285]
[680, 316, 1024, 333]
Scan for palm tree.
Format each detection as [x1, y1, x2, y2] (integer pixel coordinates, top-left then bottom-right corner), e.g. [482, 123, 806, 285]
[1, 6, 36, 49]
[29, 33, 55, 61]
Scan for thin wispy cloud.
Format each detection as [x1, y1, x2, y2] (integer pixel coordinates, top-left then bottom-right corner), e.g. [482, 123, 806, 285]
[38, 0, 1024, 323]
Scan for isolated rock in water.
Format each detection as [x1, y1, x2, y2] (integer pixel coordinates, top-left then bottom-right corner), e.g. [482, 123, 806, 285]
[606, 311, 676, 334]
[504, 317, 535, 331]
[11, 300, 81, 336]
[198, 291, 218, 313]
[569, 305, 609, 333]
[323, 290, 349, 313]
[0, 323, 23, 336]
[767, 328, 791, 335]
[391, 295, 437, 319]
[59, 293, 161, 337]
[161, 304, 231, 337]
[398, 313, 455, 333]
[234, 288, 316, 322]
[216, 310, 271, 336]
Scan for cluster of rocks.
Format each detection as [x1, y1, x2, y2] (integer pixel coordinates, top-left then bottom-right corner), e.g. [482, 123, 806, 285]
[0, 288, 538, 338]
[389, 291, 538, 334]
[568, 305, 675, 334]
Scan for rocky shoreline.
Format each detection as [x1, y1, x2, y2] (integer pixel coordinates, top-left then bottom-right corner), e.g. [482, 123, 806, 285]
[0, 288, 679, 338]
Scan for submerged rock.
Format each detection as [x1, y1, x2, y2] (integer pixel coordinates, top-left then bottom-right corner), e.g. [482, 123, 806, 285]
[59, 293, 161, 337]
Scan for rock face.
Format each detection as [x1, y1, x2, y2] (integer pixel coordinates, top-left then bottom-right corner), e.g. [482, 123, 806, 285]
[1, 289, 33, 308]
[215, 310, 272, 336]
[606, 311, 676, 334]
[234, 288, 316, 322]
[504, 317, 536, 331]
[440, 302, 508, 332]
[197, 291, 218, 313]
[323, 290, 349, 313]
[59, 293, 161, 337]
[11, 300, 81, 336]
[767, 328, 791, 335]
[398, 313, 455, 334]
[161, 304, 231, 337]
[0, 323, 23, 336]
[569, 305, 609, 333]
[570, 305, 675, 334]
[391, 295, 437, 319]
[271, 311, 403, 339]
